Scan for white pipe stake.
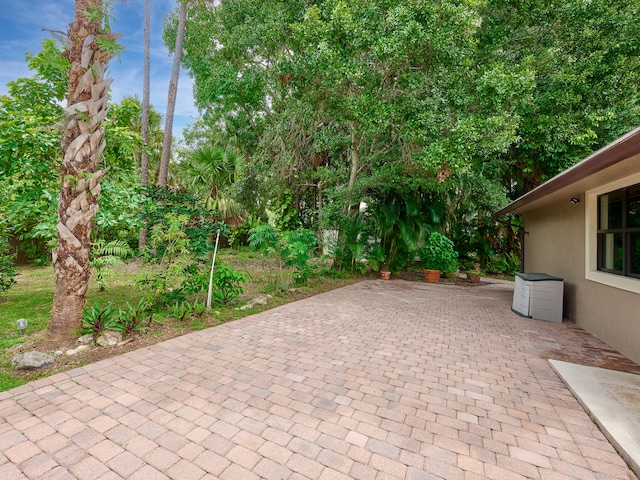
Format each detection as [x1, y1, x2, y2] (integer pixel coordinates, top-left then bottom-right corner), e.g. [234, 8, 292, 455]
[207, 229, 221, 309]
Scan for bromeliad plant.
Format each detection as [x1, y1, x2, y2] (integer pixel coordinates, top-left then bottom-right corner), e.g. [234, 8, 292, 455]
[81, 299, 151, 338]
[81, 301, 117, 336]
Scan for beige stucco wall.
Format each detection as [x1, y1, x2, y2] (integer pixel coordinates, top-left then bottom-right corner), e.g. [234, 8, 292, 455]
[523, 202, 640, 365]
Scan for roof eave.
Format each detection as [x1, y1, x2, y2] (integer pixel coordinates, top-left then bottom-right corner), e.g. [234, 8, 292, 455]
[495, 126, 640, 217]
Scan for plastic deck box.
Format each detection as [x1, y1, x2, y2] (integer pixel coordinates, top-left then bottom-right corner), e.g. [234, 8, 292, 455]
[511, 272, 564, 322]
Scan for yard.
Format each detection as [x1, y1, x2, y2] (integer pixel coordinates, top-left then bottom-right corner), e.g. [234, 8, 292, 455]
[0, 248, 363, 391]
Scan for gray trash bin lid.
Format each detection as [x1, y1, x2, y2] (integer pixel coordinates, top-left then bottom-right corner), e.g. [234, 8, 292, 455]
[515, 272, 563, 282]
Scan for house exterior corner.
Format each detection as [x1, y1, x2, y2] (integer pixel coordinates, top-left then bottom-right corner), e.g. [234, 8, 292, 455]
[497, 127, 640, 365]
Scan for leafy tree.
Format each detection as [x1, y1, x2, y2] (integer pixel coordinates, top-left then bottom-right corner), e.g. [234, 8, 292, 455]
[178, 1, 531, 257]
[0, 40, 66, 262]
[175, 0, 640, 269]
[478, 0, 640, 192]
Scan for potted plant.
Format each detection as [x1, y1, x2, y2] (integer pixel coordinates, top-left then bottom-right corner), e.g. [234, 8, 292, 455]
[419, 232, 458, 283]
[466, 264, 484, 285]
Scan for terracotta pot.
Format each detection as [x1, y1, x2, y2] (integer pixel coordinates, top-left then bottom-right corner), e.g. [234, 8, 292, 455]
[380, 270, 391, 280]
[468, 273, 481, 285]
[423, 269, 441, 283]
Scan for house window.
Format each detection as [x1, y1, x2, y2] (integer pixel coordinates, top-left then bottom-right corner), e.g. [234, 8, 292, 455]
[597, 184, 640, 277]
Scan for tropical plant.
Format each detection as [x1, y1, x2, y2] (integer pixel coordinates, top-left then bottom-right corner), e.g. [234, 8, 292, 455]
[419, 232, 459, 276]
[139, 213, 208, 305]
[210, 262, 248, 305]
[142, 186, 223, 259]
[90, 239, 134, 291]
[111, 300, 151, 336]
[168, 300, 194, 322]
[81, 301, 117, 336]
[174, 145, 244, 221]
[367, 192, 435, 274]
[281, 229, 318, 284]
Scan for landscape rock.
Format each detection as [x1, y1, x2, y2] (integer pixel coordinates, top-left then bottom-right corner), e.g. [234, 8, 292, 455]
[96, 331, 123, 347]
[12, 351, 55, 370]
[252, 295, 269, 306]
[54, 350, 63, 356]
[237, 295, 272, 310]
[77, 334, 94, 344]
[66, 345, 89, 356]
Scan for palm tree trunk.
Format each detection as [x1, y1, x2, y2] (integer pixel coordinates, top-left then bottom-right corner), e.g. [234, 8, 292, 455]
[139, 0, 151, 248]
[158, 3, 187, 186]
[47, 0, 118, 343]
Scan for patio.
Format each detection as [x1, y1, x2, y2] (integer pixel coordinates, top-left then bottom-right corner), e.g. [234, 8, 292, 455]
[0, 279, 638, 479]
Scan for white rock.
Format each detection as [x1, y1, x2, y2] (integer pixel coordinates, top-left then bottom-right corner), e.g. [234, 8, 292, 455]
[77, 334, 94, 344]
[96, 331, 123, 347]
[66, 345, 89, 356]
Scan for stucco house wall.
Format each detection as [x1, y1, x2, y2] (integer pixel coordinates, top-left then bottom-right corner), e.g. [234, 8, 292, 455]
[496, 127, 640, 365]
[522, 201, 640, 364]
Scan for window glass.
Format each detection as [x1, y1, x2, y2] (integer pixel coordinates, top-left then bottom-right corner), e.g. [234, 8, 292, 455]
[601, 232, 623, 271]
[597, 183, 640, 277]
[632, 233, 640, 276]
[599, 190, 623, 230]
[628, 185, 640, 228]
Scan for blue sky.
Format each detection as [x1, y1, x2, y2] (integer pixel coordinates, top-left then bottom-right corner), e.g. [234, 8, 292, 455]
[0, 0, 197, 138]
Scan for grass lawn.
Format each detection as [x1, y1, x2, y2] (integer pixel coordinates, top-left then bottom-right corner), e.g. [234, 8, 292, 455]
[0, 248, 363, 392]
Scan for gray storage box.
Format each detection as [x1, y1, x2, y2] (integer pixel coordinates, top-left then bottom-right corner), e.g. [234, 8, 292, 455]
[512, 273, 564, 322]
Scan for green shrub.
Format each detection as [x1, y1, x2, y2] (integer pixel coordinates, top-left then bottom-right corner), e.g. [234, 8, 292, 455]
[419, 232, 459, 275]
[211, 262, 248, 305]
[249, 225, 318, 286]
[281, 230, 318, 284]
[0, 246, 17, 294]
[139, 214, 208, 306]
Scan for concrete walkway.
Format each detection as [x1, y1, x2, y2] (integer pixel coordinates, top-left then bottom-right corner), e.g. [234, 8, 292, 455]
[0, 279, 637, 480]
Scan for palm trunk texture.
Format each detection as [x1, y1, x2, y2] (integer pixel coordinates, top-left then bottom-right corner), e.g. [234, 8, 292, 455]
[158, 3, 187, 186]
[47, 0, 118, 343]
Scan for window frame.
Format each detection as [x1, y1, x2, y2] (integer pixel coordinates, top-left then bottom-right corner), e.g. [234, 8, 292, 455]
[586, 171, 640, 294]
[597, 185, 640, 277]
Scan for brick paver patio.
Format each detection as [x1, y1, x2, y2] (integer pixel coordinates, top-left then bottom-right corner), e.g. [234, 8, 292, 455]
[0, 279, 637, 479]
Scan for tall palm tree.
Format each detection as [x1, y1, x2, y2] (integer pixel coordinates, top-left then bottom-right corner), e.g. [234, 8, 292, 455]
[158, 2, 187, 186]
[139, 0, 151, 248]
[47, 0, 120, 343]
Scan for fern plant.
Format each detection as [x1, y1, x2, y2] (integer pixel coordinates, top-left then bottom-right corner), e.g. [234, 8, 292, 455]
[90, 239, 133, 291]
